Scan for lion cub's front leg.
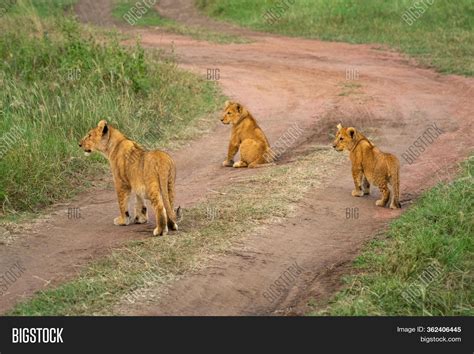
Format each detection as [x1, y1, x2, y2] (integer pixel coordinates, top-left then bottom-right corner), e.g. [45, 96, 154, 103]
[223, 139, 239, 167]
[222, 159, 234, 167]
[233, 161, 248, 168]
[351, 167, 365, 197]
[114, 184, 132, 226]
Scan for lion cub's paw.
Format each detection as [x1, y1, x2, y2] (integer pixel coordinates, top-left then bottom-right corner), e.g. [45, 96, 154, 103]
[351, 189, 365, 197]
[233, 161, 248, 168]
[114, 215, 131, 226]
[134, 214, 148, 224]
[153, 225, 169, 237]
[375, 199, 387, 207]
[222, 159, 234, 167]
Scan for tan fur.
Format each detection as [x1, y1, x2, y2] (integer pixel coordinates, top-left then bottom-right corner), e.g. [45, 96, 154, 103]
[221, 101, 273, 168]
[79, 120, 178, 236]
[333, 123, 401, 209]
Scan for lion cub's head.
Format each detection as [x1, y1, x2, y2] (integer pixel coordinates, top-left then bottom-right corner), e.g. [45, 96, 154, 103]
[332, 123, 358, 152]
[221, 101, 249, 125]
[79, 120, 109, 156]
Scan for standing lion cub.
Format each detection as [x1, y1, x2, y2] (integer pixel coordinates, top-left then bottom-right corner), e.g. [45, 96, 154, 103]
[221, 101, 273, 168]
[332, 123, 401, 209]
[79, 120, 178, 236]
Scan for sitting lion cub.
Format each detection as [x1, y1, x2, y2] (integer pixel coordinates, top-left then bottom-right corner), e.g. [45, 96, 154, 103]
[79, 120, 178, 236]
[332, 124, 401, 209]
[221, 101, 273, 168]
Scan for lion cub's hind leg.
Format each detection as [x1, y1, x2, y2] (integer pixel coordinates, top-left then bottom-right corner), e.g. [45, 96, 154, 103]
[238, 139, 265, 168]
[389, 182, 401, 209]
[148, 186, 168, 236]
[167, 210, 178, 231]
[375, 182, 390, 207]
[363, 175, 371, 195]
[134, 194, 148, 224]
[161, 178, 178, 231]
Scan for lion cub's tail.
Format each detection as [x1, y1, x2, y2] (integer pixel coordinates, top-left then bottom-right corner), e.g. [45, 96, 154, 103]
[176, 206, 183, 221]
[262, 147, 277, 163]
[390, 156, 402, 209]
[251, 148, 277, 168]
[250, 162, 277, 169]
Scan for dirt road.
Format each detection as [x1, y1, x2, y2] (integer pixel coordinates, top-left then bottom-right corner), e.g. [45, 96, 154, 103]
[0, 0, 472, 315]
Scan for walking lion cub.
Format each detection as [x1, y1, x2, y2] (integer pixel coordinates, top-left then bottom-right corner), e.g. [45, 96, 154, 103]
[221, 101, 273, 168]
[332, 123, 401, 209]
[79, 120, 178, 236]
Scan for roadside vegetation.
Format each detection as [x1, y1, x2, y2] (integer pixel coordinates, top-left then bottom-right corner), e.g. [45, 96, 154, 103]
[314, 157, 473, 315]
[197, 0, 474, 76]
[0, 0, 222, 216]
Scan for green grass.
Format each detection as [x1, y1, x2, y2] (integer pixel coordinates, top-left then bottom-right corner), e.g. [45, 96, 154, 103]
[313, 157, 473, 316]
[113, 0, 170, 27]
[0, 0, 222, 216]
[2, 0, 77, 17]
[112, 0, 249, 44]
[9, 145, 344, 315]
[197, 0, 474, 76]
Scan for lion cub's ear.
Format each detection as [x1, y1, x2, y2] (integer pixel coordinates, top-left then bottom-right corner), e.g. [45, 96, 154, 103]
[224, 100, 232, 108]
[98, 120, 108, 135]
[336, 123, 342, 131]
[235, 103, 242, 113]
[347, 127, 356, 139]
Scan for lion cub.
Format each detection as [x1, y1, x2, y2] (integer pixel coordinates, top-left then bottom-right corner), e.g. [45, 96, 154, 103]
[221, 101, 273, 168]
[333, 124, 401, 209]
[79, 120, 178, 236]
